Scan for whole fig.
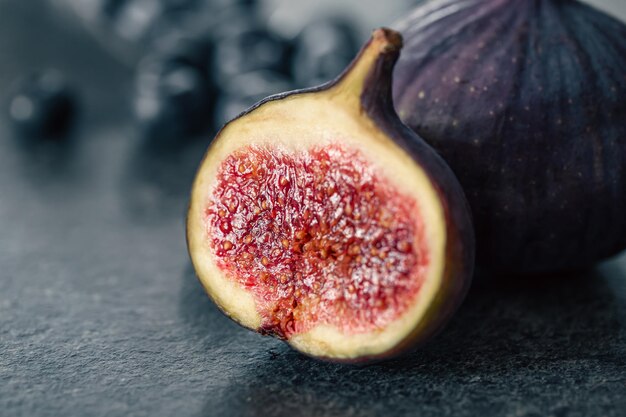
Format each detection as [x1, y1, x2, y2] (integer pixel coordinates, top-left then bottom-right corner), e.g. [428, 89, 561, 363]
[393, 0, 626, 273]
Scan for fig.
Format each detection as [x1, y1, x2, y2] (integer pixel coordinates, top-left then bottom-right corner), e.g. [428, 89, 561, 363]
[187, 29, 474, 362]
[393, 0, 626, 273]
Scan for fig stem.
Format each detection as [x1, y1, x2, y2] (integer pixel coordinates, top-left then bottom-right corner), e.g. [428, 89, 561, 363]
[332, 28, 403, 112]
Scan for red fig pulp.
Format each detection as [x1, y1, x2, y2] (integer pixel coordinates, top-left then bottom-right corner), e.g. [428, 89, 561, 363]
[207, 144, 429, 338]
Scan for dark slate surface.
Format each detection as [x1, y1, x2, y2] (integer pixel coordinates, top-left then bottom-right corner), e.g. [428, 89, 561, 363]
[1, 2, 625, 417]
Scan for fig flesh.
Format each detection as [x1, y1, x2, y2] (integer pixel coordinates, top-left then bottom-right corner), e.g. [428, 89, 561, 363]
[187, 29, 474, 362]
[393, 0, 626, 273]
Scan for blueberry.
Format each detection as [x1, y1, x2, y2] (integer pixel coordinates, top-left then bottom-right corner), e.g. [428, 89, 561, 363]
[135, 65, 215, 145]
[291, 18, 360, 88]
[98, 0, 128, 20]
[212, 26, 293, 84]
[7, 70, 77, 139]
[214, 70, 294, 127]
[150, 35, 215, 81]
[134, 33, 219, 144]
[209, 0, 256, 9]
[161, 0, 201, 13]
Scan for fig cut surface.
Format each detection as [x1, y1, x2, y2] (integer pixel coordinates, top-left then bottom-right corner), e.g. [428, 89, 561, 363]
[187, 29, 474, 362]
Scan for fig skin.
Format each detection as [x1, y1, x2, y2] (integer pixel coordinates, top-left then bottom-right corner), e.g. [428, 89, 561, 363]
[187, 29, 475, 362]
[353, 31, 474, 359]
[393, 0, 626, 274]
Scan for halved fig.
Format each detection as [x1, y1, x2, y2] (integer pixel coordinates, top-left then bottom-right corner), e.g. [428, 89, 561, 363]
[187, 29, 474, 362]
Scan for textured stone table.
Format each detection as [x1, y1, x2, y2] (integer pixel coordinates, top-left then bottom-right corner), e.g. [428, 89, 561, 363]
[1, 2, 625, 416]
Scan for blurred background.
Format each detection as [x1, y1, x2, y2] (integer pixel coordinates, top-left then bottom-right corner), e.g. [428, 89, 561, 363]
[1, 0, 624, 148]
[2, 0, 416, 148]
[1, 1, 625, 416]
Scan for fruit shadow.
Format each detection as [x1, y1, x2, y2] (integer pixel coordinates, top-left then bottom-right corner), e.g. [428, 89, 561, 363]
[179, 263, 624, 416]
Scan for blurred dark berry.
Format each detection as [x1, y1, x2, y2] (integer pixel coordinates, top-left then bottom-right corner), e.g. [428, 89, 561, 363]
[7, 70, 77, 139]
[151, 35, 215, 79]
[133, 32, 219, 145]
[212, 0, 256, 7]
[212, 26, 293, 84]
[161, 0, 202, 13]
[214, 70, 294, 127]
[291, 18, 360, 88]
[135, 65, 215, 145]
[98, 0, 128, 20]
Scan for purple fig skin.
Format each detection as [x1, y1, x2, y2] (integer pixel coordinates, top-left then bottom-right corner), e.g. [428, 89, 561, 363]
[393, 0, 626, 273]
[202, 29, 475, 362]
